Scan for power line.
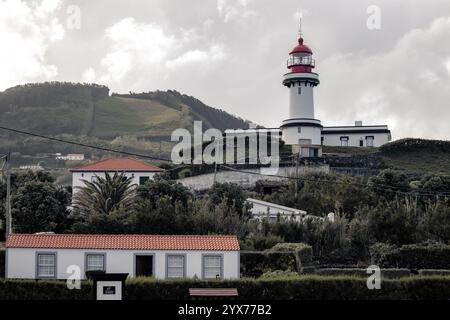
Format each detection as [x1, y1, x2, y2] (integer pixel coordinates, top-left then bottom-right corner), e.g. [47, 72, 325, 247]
[0, 125, 173, 162]
[2, 124, 449, 197]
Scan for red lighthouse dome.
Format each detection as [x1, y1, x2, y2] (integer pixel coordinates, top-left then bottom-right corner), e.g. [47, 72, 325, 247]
[289, 37, 313, 55]
[286, 37, 315, 74]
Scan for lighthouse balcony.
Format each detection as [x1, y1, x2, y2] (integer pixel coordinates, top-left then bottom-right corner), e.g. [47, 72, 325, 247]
[287, 56, 315, 68]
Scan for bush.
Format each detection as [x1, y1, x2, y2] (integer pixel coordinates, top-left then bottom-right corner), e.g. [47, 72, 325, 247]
[419, 270, 450, 276]
[315, 268, 410, 279]
[259, 270, 299, 279]
[371, 242, 450, 269]
[0, 280, 92, 300]
[0, 250, 4, 278]
[2, 277, 450, 300]
[270, 243, 313, 270]
[240, 251, 298, 277]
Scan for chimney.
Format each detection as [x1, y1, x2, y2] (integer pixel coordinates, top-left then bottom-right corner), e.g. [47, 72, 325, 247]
[355, 121, 363, 127]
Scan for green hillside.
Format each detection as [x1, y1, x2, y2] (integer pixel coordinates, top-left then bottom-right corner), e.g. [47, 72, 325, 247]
[0, 82, 250, 166]
[324, 139, 450, 175]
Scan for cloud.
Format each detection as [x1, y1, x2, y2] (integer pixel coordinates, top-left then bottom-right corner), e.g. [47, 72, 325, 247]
[84, 17, 225, 91]
[217, 0, 256, 23]
[318, 16, 450, 140]
[166, 45, 225, 69]
[0, 0, 64, 90]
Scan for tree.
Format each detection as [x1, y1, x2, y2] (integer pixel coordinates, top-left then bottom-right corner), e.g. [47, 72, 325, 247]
[11, 181, 71, 234]
[72, 172, 136, 217]
[207, 183, 249, 217]
[137, 178, 192, 208]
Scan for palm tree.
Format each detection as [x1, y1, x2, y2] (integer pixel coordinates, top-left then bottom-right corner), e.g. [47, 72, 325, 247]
[72, 172, 136, 216]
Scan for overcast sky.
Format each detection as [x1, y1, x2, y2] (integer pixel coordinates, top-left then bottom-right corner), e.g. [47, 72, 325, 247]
[1, 0, 450, 140]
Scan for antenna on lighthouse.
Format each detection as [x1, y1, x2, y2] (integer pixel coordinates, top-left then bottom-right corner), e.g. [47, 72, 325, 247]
[298, 14, 303, 38]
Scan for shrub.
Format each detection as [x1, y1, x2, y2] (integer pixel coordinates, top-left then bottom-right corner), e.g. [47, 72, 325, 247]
[240, 251, 298, 277]
[371, 242, 450, 269]
[270, 243, 313, 271]
[315, 268, 410, 279]
[419, 270, 450, 276]
[259, 270, 299, 279]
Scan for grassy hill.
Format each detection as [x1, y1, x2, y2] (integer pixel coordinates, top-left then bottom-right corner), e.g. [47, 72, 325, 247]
[324, 139, 450, 175]
[0, 82, 250, 167]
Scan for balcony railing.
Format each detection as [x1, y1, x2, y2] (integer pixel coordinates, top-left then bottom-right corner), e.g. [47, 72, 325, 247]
[287, 56, 315, 68]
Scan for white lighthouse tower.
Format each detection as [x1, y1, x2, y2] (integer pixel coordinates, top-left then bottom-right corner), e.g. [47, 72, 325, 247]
[281, 27, 322, 157]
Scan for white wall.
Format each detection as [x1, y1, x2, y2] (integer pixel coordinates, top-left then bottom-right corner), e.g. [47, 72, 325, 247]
[6, 248, 240, 280]
[288, 82, 315, 119]
[282, 126, 322, 146]
[322, 132, 391, 148]
[72, 171, 158, 194]
[248, 201, 303, 222]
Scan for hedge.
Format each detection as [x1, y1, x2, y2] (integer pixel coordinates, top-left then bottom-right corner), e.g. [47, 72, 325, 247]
[380, 138, 450, 155]
[419, 270, 450, 276]
[371, 242, 450, 269]
[240, 251, 297, 277]
[270, 243, 313, 268]
[0, 250, 4, 279]
[240, 243, 313, 277]
[1, 276, 450, 300]
[315, 268, 410, 279]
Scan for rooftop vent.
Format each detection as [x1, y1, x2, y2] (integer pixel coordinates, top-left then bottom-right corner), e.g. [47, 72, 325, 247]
[355, 121, 363, 127]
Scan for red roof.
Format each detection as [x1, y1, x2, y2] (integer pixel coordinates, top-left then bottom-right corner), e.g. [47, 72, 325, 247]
[290, 38, 313, 55]
[6, 234, 240, 251]
[70, 157, 163, 172]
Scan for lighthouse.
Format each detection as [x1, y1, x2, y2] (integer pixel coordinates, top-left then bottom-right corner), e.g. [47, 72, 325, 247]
[281, 28, 322, 157]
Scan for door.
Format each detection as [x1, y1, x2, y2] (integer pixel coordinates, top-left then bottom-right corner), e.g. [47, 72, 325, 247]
[135, 255, 153, 277]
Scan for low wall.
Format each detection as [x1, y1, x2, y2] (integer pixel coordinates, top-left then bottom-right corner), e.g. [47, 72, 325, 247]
[177, 165, 330, 192]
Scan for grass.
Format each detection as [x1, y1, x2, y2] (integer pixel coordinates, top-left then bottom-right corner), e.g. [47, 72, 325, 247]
[323, 145, 450, 175]
[90, 97, 184, 138]
[322, 146, 379, 156]
[383, 151, 450, 175]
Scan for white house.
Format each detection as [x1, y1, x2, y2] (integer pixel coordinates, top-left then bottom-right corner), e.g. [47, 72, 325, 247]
[321, 121, 392, 148]
[56, 154, 85, 161]
[5, 234, 240, 280]
[246, 198, 307, 222]
[70, 157, 164, 195]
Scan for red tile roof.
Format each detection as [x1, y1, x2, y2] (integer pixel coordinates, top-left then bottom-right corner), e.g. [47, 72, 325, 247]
[6, 234, 240, 251]
[70, 157, 163, 172]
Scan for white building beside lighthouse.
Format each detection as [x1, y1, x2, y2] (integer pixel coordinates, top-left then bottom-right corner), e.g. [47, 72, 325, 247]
[281, 35, 322, 157]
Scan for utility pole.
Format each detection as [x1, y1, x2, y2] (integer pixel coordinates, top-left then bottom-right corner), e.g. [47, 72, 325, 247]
[1, 152, 11, 238]
[5, 152, 11, 238]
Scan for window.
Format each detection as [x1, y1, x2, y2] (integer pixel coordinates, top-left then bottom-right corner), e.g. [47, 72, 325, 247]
[340, 137, 349, 147]
[37, 253, 56, 278]
[366, 136, 374, 147]
[86, 254, 105, 272]
[166, 255, 185, 279]
[139, 176, 150, 185]
[298, 86, 302, 95]
[203, 255, 222, 279]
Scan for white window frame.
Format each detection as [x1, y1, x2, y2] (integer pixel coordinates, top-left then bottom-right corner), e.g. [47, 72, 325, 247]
[365, 136, 375, 147]
[36, 252, 57, 279]
[202, 255, 223, 280]
[85, 253, 106, 272]
[166, 254, 186, 279]
[340, 136, 349, 147]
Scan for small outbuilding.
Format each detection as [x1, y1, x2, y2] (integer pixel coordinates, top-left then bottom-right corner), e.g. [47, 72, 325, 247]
[5, 234, 240, 280]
